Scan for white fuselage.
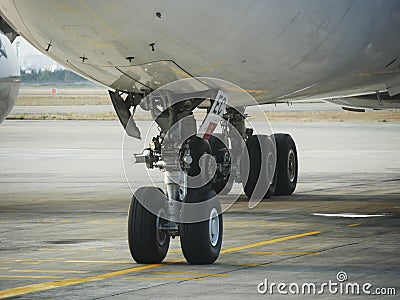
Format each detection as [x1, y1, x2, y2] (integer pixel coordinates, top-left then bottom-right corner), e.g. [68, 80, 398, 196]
[1, 0, 399, 106]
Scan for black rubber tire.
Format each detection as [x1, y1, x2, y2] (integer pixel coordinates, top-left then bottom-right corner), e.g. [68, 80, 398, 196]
[186, 136, 211, 177]
[180, 188, 223, 264]
[208, 133, 232, 195]
[184, 136, 214, 191]
[266, 163, 277, 198]
[128, 187, 170, 263]
[243, 135, 276, 200]
[212, 179, 233, 195]
[274, 133, 298, 196]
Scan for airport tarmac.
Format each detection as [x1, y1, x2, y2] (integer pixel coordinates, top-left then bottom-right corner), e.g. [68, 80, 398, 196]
[0, 120, 399, 299]
[10, 102, 342, 115]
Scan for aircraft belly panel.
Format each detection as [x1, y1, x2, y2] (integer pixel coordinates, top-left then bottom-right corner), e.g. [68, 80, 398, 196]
[1, 0, 400, 105]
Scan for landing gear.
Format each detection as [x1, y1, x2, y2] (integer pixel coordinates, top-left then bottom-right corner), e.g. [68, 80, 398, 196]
[115, 82, 298, 266]
[123, 87, 228, 265]
[128, 187, 170, 263]
[180, 188, 223, 264]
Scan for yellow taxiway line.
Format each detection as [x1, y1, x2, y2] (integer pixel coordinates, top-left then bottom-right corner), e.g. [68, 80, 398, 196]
[11, 270, 88, 274]
[250, 251, 320, 255]
[64, 260, 132, 264]
[220, 231, 322, 254]
[0, 275, 62, 279]
[0, 230, 322, 299]
[152, 271, 228, 277]
[125, 277, 206, 281]
[348, 223, 362, 227]
[0, 264, 161, 299]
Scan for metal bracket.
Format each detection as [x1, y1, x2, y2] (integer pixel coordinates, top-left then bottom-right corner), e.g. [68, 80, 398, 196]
[376, 90, 383, 106]
[158, 223, 179, 238]
[140, 88, 219, 133]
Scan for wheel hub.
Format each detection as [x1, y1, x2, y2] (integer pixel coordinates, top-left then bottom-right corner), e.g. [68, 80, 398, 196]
[209, 208, 220, 247]
[156, 209, 168, 246]
[287, 149, 296, 182]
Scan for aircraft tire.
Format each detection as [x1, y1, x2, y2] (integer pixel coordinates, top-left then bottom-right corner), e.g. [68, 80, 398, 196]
[180, 187, 223, 264]
[211, 179, 233, 196]
[209, 133, 233, 195]
[128, 187, 170, 263]
[274, 133, 298, 195]
[243, 135, 276, 200]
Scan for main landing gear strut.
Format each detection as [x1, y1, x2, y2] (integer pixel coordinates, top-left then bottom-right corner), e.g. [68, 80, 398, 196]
[109, 86, 298, 265]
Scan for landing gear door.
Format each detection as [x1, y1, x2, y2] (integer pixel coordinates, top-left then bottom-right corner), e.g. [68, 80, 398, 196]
[198, 90, 228, 140]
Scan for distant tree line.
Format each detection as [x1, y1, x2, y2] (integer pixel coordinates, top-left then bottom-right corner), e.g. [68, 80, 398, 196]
[21, 69, 89, 83]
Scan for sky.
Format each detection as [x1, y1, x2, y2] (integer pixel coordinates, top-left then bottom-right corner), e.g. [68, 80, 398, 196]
[13, 36, 45, 59]
[12, 37, 62, 70]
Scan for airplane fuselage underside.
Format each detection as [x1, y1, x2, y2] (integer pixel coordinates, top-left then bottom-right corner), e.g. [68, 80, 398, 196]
[1, 0, 400, 105]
